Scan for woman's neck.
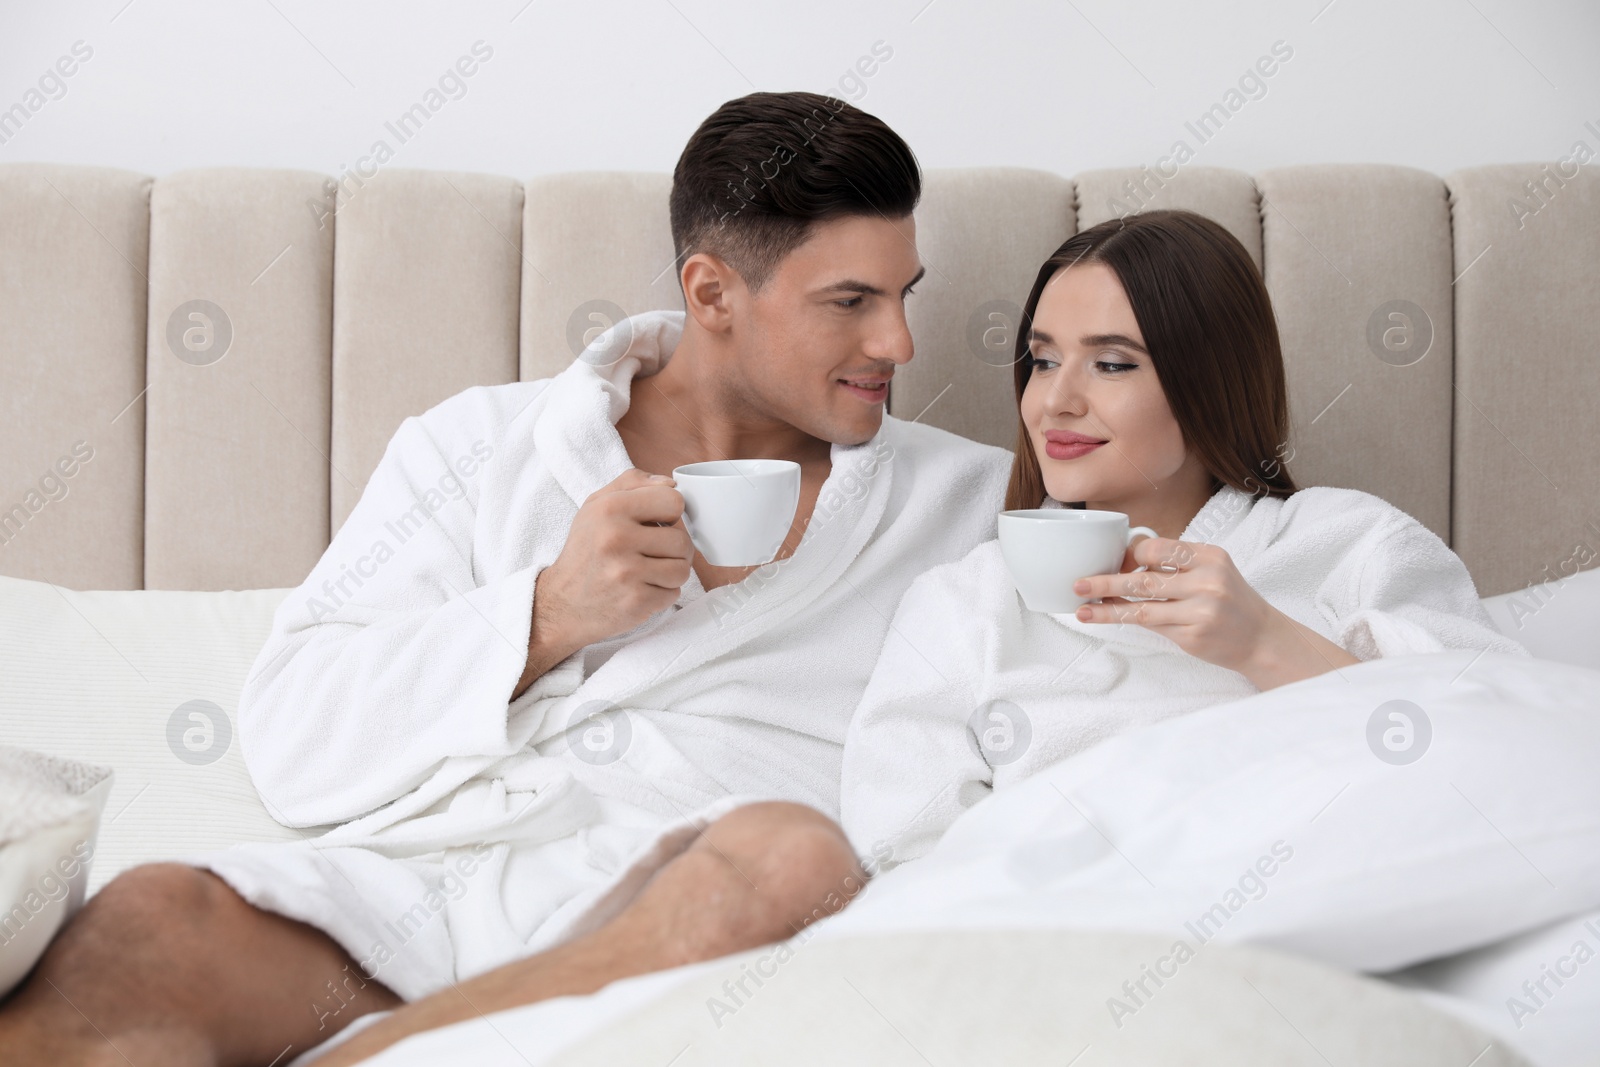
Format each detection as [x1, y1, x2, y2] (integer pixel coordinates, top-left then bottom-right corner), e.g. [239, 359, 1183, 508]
[1082, 456, 1218, 542]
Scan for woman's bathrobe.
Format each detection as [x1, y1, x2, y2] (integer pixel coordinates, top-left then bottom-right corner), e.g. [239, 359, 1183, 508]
[840, 483, 1530, 870]
[194, 310, 1012, 1002]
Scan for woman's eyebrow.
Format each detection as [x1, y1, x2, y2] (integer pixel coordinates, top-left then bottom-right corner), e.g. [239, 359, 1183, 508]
[1081, 332, 1149, 355]
[1025, 329, 1149, 356]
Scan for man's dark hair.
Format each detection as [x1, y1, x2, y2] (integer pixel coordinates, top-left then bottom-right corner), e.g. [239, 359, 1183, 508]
[669, 91, 921, 293]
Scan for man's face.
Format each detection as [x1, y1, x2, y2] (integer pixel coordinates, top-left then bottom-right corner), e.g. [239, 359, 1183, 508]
[723, 214, 923, 447]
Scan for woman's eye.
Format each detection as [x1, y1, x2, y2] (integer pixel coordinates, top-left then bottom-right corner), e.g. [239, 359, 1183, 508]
[1096, 359, 1137, 374]
[1026, 353, 1058, 372]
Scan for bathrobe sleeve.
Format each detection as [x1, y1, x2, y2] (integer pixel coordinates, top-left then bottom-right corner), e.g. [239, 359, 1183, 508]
[239, 392, 584, 827]
[1323, 506, 1530, 661]
[841, 563, 993, 871]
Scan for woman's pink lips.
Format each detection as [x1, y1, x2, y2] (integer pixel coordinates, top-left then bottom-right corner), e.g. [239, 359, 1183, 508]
[1044, 440, 1105, 460]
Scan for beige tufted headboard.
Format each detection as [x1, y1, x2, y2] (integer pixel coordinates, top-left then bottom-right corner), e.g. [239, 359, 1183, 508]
[1, 162, 1596, 598]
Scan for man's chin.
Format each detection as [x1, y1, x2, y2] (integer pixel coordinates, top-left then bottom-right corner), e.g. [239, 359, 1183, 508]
[814, 410, 884, 448]
[774, 395, 885, 449]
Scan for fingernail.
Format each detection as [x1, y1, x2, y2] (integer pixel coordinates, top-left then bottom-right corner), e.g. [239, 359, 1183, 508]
[1076, 606, 1091, 620]
[1073, 579, 1089, 594]
[649, 474, 673, 484]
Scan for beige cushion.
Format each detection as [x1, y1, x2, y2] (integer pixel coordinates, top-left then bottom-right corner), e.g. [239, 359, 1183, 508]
[1256, 165, 1455, 544]
[1, 162, 1595, 598]
[330, 169, 523, 534]
[0, 163, 150, 590]
[1448, 164, 1600, 597]
[519, 172, 683, 384]
[1076, 165, 1264, 270]
[144, 168, 335, 590]
[537, 930, 1526, 1066]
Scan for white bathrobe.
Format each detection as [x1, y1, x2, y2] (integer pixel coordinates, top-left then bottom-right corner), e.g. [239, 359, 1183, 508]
[196, 310, 1012, 1002]
[840, 483, 1530, 871]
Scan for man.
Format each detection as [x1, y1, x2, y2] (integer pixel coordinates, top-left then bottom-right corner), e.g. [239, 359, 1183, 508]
[0, 91, 1010, 1065]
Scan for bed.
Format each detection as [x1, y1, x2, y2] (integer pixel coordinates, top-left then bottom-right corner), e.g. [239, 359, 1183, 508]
[2, 160, 1598, 1064]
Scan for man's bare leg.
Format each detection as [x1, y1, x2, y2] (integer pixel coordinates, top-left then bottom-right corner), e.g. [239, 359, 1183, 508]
[317, 801, 865, 1066]
[0, 863, 402, 1066]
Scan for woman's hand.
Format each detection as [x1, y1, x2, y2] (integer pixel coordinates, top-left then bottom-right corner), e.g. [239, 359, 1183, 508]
[1071, 537, 1360, 690]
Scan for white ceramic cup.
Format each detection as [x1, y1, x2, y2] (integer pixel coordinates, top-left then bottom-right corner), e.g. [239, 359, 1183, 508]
[672, 459, 802, 567]
[998, 509, 1159, 614]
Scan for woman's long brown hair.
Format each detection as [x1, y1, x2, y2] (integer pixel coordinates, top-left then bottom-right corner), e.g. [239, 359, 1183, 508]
[1004, 209, 1299, 512]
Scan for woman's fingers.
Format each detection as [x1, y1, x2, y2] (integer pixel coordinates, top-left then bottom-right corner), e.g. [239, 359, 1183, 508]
[1074, 567, 1188, 602]
[1074, 538, 1213, 600]
[1131, 536, 1206, 571]
[1074, 597, 1182, 626]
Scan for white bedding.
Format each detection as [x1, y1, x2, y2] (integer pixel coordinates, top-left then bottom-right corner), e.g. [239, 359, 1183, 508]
[841, 481, 1527, 871]
[349, 649, 1600, 1067]
[1386, 907, 1600, 1067]
[3, 559, 1597, 1063]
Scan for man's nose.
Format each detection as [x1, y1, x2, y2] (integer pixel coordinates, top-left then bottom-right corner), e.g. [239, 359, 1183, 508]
[868, 306, 915, 366]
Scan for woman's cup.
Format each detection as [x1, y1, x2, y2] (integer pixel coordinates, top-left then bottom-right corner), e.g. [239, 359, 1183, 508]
[672, 460, 802, 567]
[998, 509, 1158, 613]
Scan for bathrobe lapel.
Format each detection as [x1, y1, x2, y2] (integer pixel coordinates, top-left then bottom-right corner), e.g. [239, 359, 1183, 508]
[532, 310, 682, 509]
[564, 424, 898, 712]
[528, 308, 899, 712]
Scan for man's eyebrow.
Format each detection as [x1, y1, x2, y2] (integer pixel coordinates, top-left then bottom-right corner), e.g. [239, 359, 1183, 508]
[817, 265, 927, 296]
[1026, 329, 1148, 356]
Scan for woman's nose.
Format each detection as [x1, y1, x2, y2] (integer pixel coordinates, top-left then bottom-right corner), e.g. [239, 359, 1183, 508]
[1043, 365, 1086, 416]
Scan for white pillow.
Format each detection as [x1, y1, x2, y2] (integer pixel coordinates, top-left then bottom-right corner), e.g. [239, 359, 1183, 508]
[0, 575, 307, 893]
[1481, 565, 1600, 672]
[0, 747, 114, 996]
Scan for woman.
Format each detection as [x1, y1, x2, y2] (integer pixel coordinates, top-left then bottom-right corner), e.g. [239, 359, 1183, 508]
[840, 210, 1526, 870]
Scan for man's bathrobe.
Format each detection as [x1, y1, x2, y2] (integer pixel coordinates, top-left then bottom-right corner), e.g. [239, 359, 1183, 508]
[196, 310, 1011, 1001]
[840, 483, 1530, 870]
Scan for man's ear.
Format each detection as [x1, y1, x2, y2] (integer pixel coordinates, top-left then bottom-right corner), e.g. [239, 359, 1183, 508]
[680, 252, 743, 335]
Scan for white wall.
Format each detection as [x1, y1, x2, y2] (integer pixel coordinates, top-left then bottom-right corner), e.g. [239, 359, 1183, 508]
[1, 0, 1596, 181]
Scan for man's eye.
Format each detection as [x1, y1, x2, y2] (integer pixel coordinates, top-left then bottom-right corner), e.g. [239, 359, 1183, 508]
[835, 296, 864, 309]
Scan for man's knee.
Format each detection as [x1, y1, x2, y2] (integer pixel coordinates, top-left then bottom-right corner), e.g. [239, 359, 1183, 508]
[693, 802, 866, 940]
[45, 863, 230, 969]
[94, 862, 225, 915]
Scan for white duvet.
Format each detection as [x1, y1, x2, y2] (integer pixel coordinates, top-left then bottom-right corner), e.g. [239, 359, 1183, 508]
[352, 650, 1600, 1067]
[840, 481, 1529, 871]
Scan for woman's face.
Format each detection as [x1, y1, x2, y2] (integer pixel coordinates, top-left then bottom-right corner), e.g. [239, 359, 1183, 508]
[1019, 262, 1209, 522]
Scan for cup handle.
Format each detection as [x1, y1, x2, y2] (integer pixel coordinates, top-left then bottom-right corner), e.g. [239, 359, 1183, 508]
[1125, 526, 1159, 574]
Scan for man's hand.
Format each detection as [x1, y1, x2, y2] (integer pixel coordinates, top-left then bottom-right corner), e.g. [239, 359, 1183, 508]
[514, 469, 695, 697]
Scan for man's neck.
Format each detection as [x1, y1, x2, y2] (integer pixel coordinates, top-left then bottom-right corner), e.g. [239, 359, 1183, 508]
[615, 323, 832, 474]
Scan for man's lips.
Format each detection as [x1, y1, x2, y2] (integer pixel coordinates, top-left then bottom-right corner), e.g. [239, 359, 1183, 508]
[838, 375, 891, 404]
